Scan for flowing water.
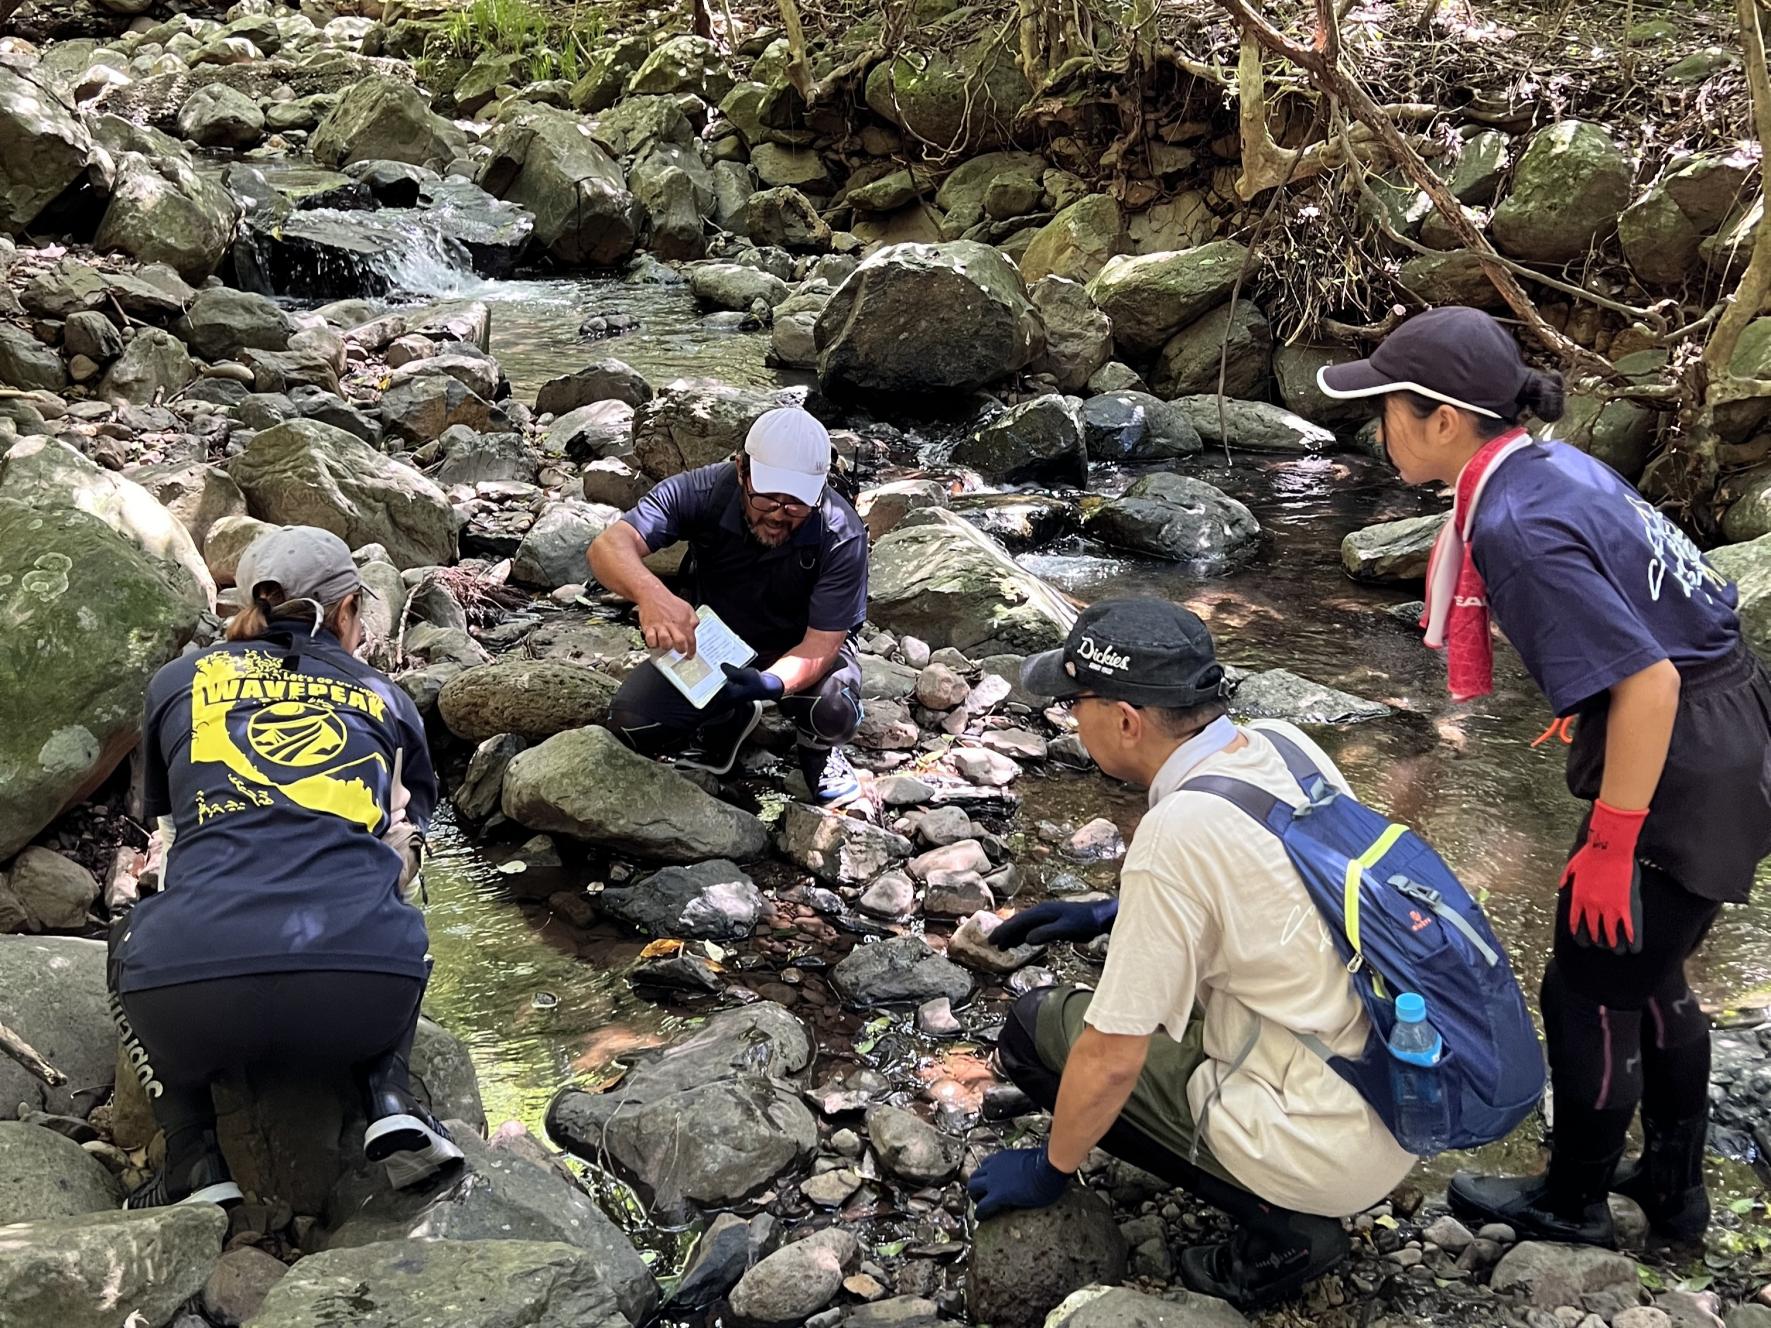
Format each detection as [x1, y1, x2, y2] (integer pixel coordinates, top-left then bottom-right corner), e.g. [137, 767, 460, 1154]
[263, 236, 1771, 1247]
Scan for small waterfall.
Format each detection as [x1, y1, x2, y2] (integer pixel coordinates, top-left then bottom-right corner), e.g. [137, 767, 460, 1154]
[238, 207, 486, 302]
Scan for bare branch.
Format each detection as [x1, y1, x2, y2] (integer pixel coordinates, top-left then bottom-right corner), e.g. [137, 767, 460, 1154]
[0, 1020, 65, 1087]
[775, 0, 814, 101]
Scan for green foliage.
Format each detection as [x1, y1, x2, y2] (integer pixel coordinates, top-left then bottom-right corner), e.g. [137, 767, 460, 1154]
[430, 0, 604, 87]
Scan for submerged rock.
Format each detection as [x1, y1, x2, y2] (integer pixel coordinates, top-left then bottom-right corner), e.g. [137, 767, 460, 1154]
[1233, 670, 1392, 724]
[1085, 473, 1259, 563]
[967, 1186, 1129, 1328]
[1341, 512, 1446, 583]
[548, 1005, 815, 1214]
[832, 935, 973, 1008]
[816, 241, 1043, 396]
[502, 725, 769, 861]
[600, 859, 764, 940]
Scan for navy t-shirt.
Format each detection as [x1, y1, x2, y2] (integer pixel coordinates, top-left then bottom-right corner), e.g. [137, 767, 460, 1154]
[116, 628, 436, 994]
[621, 461, 870, 658]
[1470, 441, 1741, 716]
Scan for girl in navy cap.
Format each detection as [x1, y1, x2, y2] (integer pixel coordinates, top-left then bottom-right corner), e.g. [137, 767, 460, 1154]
[1319, 307, 1771, 1247]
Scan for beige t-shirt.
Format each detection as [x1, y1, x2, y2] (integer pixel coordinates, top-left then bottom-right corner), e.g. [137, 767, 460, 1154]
[1084, 720, 1418, 1216]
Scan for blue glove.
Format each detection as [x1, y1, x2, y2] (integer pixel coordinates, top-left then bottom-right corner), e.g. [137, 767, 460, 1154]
[989, 898, 1118, 949]
[968, 1145, 1070, 1219]
[720, 663, 785, 703]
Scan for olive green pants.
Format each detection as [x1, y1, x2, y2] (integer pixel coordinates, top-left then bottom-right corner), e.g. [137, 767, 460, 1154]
[1014, 984, 1238, 1187]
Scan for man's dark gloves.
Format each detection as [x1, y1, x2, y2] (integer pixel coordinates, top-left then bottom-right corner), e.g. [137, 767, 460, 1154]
[720, 663, 785, 703]
[968, 1145, 1071, 1219]
[989, 898, 1119, 949]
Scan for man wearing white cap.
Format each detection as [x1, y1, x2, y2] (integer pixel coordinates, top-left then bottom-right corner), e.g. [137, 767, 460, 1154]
[589, 406, 868, 802]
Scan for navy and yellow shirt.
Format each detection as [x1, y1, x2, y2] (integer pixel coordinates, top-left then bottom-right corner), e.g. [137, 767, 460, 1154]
[621, 461, 870, 659]
[116, 628, 436, 994]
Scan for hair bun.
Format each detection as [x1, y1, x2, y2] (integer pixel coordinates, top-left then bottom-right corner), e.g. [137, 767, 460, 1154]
[1518, 369, 1566, 423]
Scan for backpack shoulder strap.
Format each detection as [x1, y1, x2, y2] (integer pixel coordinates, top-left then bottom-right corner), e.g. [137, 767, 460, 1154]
[1180, 774, 1294, 838]
[1250, 724, 1328, 791]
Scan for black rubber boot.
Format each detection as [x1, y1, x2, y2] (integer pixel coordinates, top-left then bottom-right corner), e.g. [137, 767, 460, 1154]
[1448, 1147, 1623, 1247]
[1612, 1113, 1711, 1243]
[1178, 1205, 1350, 1311]
[124, 1130, 243, 1209]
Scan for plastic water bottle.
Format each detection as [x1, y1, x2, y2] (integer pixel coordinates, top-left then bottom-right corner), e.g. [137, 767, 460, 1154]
[1387, 992, 1450, 1155]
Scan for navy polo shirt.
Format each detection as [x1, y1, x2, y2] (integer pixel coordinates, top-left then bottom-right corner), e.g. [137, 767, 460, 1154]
[1470, 441, 1741, 716]
[116, 628, 436, 994]
[621, 461, 870, 659]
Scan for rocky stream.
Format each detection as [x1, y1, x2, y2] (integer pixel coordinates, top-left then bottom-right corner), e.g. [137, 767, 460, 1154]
[2, 1, 1771, 1326]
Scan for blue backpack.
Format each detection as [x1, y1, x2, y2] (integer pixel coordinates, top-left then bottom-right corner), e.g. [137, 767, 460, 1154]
[1183, 727, 1546, 1154]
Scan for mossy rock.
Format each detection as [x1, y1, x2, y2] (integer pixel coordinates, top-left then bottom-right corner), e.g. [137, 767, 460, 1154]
[1491, 120, 1632, 263]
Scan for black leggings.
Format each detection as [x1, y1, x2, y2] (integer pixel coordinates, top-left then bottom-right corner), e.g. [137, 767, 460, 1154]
[1542, 863, 1719, 1158]
[117, 970, 426, 1169]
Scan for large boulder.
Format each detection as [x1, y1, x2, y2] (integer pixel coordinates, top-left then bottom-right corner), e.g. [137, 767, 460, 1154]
[248, 1238, 632, 1328]
[311, 76, 467, 171]
[0, 1122, 121, 1222]
[1168, 396, 1335, 453]
[632, 381, 797, 481]
[1085, 472, 1260, 562]
[1080, 392, 1201, 461]
[1341, 512, 1446, 583]
[1620, 152, 1756, 287]
[0, 937, 114, 1117]
[950, 395, 1088, 486]
[479, 106, 642, 267]
[1488, 1242, 1638, 1309]
[0, 504, 200, 861]
[629, 33, 733, 100]
[322, 1129, 657, 1325]
[1723, 464, 1771, 544]
[94, 151, 239, 284]
[177, 83, 264, 149]
[815, 241, 1043, 396]
[0, 326, 64, 391]
[0, 1205, 226, 1328]
[862, 37, 1031, 153]
[438, 659, 620, 742]
[229, 420, 458, 569]
[966, 1187, 1129, 1328]
[1029, 275, 1113, 391]
[868, 509, 1076, 654]
[547, 1005, 815, 1215]
[1273, 343, 1370, 432]
[1018, 195, 1125, 285]
[1710, 533, 1770, 661]
[0, 438, 213, 609]
[934, 151, 1049, 231]
[1152, 301, 1272, 400]
[1491, 120, 1634, 263]
[0, 64, 91, 236]
[502, 724, 770, 861]
[100, 327, 196, 406]
[173, 287, 294, 361]
[1085, 242, 1249, 354]
[513, 500, 622, 588]
[128, 461, 247, 551]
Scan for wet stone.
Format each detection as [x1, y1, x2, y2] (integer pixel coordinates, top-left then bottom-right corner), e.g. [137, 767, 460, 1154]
[908, 839, 991, 882]
[802, 1167, 863, 1207]
[953, 748, 1020, 785]
[915, 806, 974, 847]
[949, 912, 1042, 974]
[807, 1066, 890, 1116]
[831, 935, 973, 1008]
[924, 876, 994, 918]
[865, 1105, 961, 1183]
[858, 871, 918, 920]
[1065, 817, 1125, 861]
[917, 997, 962, 1036]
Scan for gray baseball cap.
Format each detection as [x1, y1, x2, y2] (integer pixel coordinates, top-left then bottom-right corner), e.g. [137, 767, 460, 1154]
[234, 526, 374, 607]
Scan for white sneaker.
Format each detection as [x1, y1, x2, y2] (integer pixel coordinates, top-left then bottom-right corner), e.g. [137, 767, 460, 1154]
[363, 1112, 465, 1190]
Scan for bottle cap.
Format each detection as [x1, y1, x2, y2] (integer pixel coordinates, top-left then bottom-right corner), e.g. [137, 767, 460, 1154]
[1396, 992, 1426, 1022]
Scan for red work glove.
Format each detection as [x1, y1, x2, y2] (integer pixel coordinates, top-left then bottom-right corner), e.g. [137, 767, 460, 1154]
[1560, 799, 1648, 954]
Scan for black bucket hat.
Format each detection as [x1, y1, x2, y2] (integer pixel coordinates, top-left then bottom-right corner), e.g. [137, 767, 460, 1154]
[1022, 598, 1230, 708]
[1316, 305, 1530, 420]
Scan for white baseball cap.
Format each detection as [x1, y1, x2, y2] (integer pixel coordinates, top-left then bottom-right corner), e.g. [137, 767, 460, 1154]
[744, 407, 831, 507]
